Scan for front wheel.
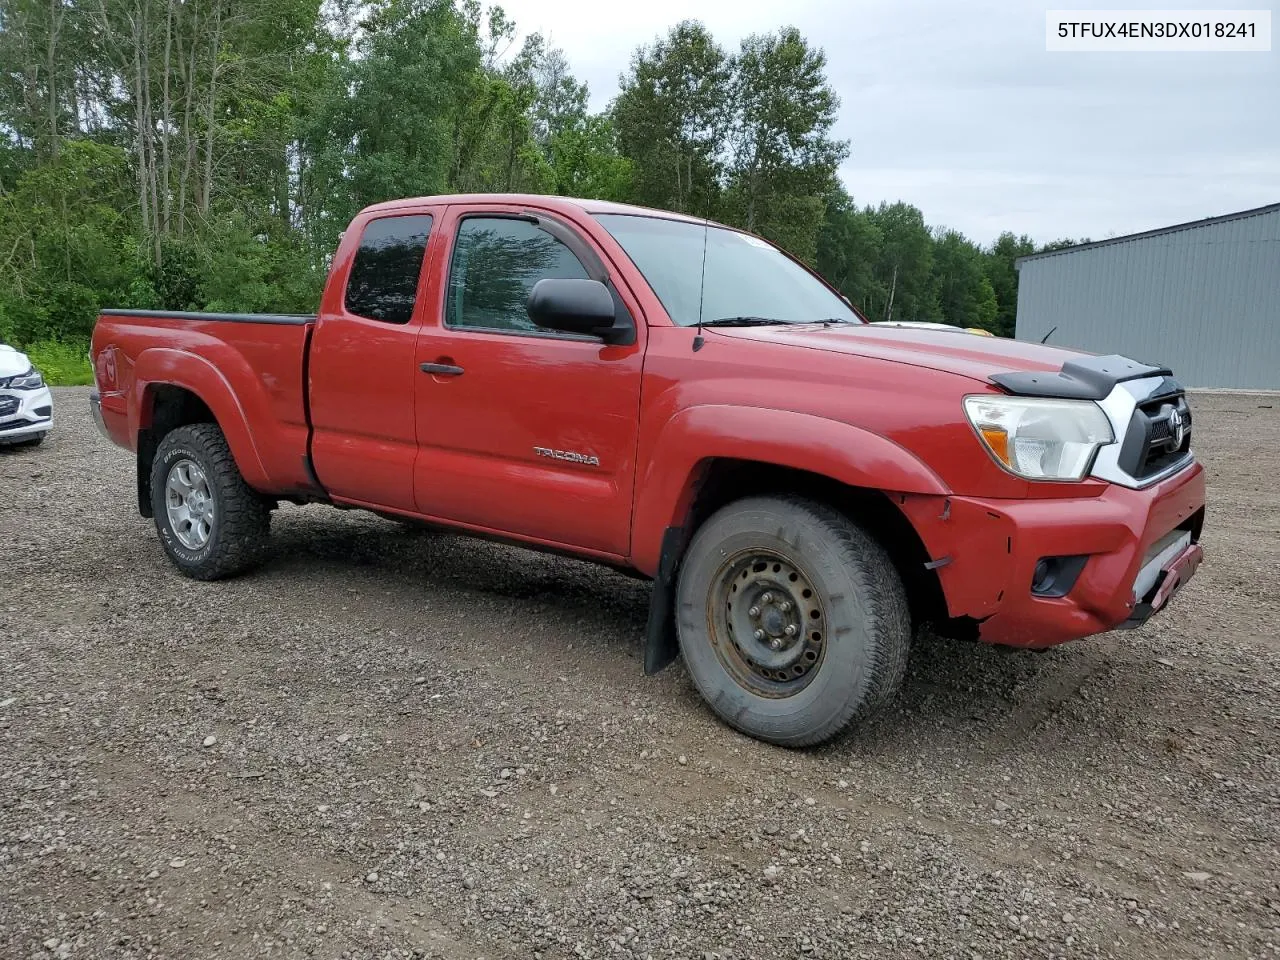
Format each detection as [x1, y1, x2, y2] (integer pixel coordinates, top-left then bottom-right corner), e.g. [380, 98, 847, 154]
[675, 496, 910, 747]
[150, 423, 270, 580]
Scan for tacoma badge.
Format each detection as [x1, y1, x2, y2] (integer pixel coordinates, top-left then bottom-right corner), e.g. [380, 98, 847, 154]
[534, 446, 600, 467]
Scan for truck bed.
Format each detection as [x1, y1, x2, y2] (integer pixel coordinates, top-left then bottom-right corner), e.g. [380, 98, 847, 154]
[92, 309, 319, 496]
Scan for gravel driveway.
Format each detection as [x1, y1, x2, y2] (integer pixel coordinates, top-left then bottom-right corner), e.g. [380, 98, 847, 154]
[2, 388, 1277, 959]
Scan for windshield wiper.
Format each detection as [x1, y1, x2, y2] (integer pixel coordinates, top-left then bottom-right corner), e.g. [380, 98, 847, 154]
[698, 316, 792, 327]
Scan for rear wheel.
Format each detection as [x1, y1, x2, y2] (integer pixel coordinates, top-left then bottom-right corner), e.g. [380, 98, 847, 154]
[675, 495, 910, 747]
[150, 423, 270, 580]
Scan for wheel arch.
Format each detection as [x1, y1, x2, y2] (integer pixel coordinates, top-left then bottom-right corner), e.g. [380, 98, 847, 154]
[632, 405, 948, 573]
[640, 451, 950, 676]
[133, 357, 267, 518]
[685, 460, 943, 612]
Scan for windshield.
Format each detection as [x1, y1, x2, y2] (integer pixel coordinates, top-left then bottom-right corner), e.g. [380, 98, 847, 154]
[593, 214, 862, 327]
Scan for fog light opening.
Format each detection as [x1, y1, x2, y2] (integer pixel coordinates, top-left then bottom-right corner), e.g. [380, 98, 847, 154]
[1032, 559, 1052, 592]
[1030, 555, 1089, 598]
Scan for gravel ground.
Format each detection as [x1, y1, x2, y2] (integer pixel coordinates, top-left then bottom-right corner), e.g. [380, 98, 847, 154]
[2, 387, 1277, 960]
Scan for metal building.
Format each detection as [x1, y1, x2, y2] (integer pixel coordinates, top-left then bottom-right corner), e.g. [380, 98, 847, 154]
[1015, 202, 1280, 390]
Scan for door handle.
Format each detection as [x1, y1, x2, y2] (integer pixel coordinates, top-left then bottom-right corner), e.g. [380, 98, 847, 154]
[420, 361, 464, 377]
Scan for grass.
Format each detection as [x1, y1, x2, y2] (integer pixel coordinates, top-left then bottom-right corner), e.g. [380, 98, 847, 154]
[23, 339, 94, 386]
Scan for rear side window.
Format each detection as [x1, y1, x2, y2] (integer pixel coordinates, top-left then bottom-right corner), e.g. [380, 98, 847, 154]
[446, 217, 590, 332]
[344, 215, 433, 324]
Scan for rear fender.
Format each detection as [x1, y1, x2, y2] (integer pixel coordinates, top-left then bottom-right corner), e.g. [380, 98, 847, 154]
[133, 347, 269, 488]
[630, 405, 950, 576]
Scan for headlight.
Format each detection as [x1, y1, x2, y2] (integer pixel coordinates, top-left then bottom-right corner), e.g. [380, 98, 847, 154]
[963, 395, 1114, 481]
[0, 367, 45, 390]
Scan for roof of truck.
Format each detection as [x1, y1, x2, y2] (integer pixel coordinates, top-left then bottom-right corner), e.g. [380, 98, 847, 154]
[361, 193, 718, 226]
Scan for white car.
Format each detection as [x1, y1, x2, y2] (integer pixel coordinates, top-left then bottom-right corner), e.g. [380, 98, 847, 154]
[0, 344, 53, 446]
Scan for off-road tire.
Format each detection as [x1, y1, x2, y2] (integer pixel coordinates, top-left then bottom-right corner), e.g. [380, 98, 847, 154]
[150, 423, 270, 580]
[675, 495, 911, 747]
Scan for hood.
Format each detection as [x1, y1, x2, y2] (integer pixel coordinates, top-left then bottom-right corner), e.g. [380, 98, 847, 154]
[0, 344, 32, 379]
[708, 323, 1087, 384]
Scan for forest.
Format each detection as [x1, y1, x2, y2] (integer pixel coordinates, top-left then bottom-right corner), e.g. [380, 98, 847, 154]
[0, 0, 1079, 382]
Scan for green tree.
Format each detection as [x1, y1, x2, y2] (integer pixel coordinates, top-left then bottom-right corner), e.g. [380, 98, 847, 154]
[0, 0, 88, 160]
[613, 21, 731, 217]
[1040, 237, 1089, 252]
[933, 228, 997, 330]
[547, 115, 634, 201]
[815, 187, 884, 317]
[0, 141, 144, 344]
[982, 231, 1036, 336]
[307, 0, 479, 231]
[0, 4, 1076, 367]
[528, 41, 588, 151]
[723, 27, 847, 262]
[864, 201, 937, 323]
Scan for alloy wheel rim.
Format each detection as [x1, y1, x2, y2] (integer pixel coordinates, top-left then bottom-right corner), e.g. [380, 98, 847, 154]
[165, 458, 215, 550]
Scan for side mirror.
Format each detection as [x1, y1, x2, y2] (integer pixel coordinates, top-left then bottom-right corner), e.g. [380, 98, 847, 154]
[527, 278, 634, 344]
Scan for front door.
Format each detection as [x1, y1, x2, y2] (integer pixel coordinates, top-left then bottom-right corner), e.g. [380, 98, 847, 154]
[411, 205, 645, 558]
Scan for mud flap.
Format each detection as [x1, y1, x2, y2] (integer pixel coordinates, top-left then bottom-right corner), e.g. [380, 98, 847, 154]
[136, 432, 157, 518]
[643, 526, 685, 675]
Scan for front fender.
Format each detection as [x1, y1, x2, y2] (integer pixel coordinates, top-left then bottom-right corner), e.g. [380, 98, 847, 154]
[132, 347, 270, 488]
[629, 404, 949, 575]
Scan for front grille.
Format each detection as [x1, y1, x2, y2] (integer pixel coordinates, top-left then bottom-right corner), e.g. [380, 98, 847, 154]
[0, 396, 19, 418]
[1118, 392, 1193, 482]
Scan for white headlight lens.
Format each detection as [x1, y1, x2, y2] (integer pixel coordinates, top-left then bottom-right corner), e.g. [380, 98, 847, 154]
[963, 396, 1114, 481]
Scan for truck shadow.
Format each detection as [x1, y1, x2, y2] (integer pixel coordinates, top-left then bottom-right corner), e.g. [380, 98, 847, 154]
[266, 504, 1139, 756]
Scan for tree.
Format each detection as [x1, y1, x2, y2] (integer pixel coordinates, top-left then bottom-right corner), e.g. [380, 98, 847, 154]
[933, 228, 997, 330]
[1039, 237, 1089, 252]
[0, 6, 1064, 361]
[613, 21, 731, 217]
[0, 141, 144, 344]
[863, 201, 937, 323]
[519, 36, 631, 199]
[983, 231, 1036, 336]
[815, 186, 883, 315]
[528, 41, 588, 151]
[310, 0, 479, 226]
[723, 27, 847, 262]
[547, 115, 634, 201]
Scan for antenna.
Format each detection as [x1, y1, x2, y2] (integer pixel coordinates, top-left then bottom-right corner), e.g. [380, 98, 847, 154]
[692, 218, 710, 352]
[1040, 325, 1058, 344]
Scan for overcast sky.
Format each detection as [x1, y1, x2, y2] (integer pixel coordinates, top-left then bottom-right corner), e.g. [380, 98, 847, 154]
[494, 0, 1278, 245]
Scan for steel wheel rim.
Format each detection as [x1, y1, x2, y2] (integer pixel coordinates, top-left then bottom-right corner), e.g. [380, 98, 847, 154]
[707, 549, 828, 698]
[165, 458, 215, 550]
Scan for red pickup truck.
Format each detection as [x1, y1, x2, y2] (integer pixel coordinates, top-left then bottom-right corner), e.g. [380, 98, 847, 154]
[90, 194, 1205, 746]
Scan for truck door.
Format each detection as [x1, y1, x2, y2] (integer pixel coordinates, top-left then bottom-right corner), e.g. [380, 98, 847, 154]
[411, 204, 645, 558]
[309, 209, 440, 512]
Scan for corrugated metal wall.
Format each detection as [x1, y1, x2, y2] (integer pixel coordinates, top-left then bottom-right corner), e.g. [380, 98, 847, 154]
[1014, 206, 1280, 389]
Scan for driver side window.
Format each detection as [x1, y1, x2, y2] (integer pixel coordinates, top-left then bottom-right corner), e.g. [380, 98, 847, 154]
[446, 217, 590, 333]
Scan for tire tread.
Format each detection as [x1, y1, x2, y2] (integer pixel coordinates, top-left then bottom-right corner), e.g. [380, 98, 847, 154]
[151, 422, 270, 580]
[779, 495, 910, 746]
[677, 494, 911, 748]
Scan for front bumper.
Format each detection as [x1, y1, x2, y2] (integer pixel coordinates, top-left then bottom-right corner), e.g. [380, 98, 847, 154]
[0, 385, 53, 443]
[901, 461, 1206, 648]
